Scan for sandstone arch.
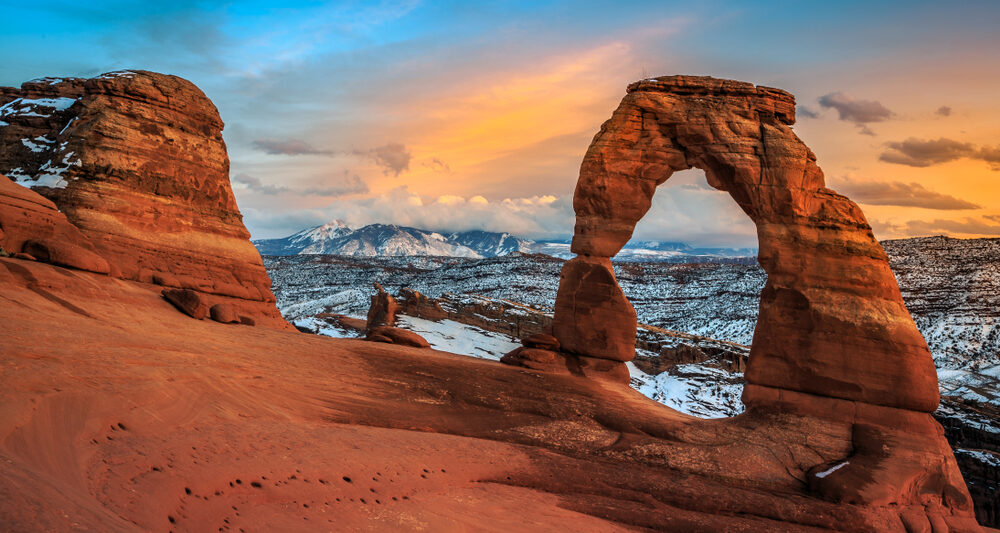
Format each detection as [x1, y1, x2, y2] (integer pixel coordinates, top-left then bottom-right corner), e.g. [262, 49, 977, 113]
[551, 76, 939, 413]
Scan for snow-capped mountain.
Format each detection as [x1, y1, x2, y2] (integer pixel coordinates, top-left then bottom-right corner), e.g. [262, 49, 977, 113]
[447, 229, 533, 256]
[255, 220, 755, 261]
[253, 220, 353, 255]
[254, 221, 487, 258]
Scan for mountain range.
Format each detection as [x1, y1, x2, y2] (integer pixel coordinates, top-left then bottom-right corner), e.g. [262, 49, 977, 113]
[253, 220, 757, 261]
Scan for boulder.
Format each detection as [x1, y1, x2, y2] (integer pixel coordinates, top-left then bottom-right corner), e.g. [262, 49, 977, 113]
[522, 333, 560, 351]
[209, 303, 240, 324]
[161, 289, 208, 320]
[552, 256, 636, 362]
[21, 238, 110, 275]
[0, 175, 109, 274]
[365, 326, 430, 348]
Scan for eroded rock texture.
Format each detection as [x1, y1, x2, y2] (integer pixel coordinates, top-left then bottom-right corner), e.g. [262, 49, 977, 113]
[0, 71, 285, 327]
[0, 175, 109, 274]
[544, 75, 978, 525]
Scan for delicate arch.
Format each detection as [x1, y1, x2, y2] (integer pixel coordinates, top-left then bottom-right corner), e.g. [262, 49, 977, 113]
[552, 76, 938, 412]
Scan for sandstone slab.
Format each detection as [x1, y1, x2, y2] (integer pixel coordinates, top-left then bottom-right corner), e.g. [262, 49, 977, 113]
[366, 326, 431, 348]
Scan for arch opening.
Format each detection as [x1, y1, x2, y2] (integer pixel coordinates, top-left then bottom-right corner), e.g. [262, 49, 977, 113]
[616, 169, 761, 419]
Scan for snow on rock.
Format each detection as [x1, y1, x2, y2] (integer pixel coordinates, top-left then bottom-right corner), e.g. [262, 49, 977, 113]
[628, 360, 744, 418]
[815, 462, 849, 478]
[955, 448, 1000, 467]
[20, 138, 49, 153]
[396, 315, 521, 360]
[0, 97, 78, 119]
[280, 288, 367, 323]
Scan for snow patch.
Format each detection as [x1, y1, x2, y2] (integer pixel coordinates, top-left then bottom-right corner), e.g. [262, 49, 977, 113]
[97, 70, 138, 79]
[21, 138, 49, 153]
[59, 117, 77, 135]
[0, 97, 78, 119]
[955, 449, 1000, 467]
[395, 315, 520, 360]
[815, 461, 849, 478]
[628, 361, 744, 419]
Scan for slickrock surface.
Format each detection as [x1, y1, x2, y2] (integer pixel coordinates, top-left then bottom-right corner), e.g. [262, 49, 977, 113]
[0, 258, 986, 532]
[0, 71, 281, 323]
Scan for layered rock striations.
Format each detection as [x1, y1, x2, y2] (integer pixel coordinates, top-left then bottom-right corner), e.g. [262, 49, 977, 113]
[520, 75, 979, 527]
[0, 71, 285, 326]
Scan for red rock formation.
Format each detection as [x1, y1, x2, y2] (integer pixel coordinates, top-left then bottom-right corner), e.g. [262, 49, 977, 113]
[0, 71, 286, 328]
[543, 75, 977, 524]
[366, 282, 398, 329]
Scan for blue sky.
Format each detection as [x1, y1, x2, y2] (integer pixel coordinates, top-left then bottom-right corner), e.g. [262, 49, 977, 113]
[2, 1, 999, 244]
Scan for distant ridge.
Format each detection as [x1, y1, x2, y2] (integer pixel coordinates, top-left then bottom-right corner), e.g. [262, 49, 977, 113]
[254, 221, 757, 261]
[253, 221, 532, 258]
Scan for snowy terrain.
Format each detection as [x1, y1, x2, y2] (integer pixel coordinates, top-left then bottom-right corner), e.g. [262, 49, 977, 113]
[264, 237, 1000, 423]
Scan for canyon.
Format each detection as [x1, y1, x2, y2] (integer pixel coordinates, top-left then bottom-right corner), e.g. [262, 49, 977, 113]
[0, 71, 990, 531]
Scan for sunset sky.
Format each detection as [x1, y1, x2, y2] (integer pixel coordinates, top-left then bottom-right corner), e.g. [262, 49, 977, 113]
[2, 1, 998, 246]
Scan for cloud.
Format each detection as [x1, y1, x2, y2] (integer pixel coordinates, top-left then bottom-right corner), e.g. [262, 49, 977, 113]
[233, 170, 368, 197]
[935, 105, 952, 117]
[796, 106, 819, 119]
[300, 171, 369, 197]
[817, 92, 893, 132]
[979, 145, 1000, 171]
[232, 173, 287, 195]
[241, 172, 758, 247]
[252, 138, 333, 156]
[323, 186, 576, 238]
[902, 217, 1000, 237]
[421, 157, 451, 173]
[831, 176, 980, 210]
[354, 142, 411, 176]
[250, 138, 414, 175]
[878, 137, 979, 167]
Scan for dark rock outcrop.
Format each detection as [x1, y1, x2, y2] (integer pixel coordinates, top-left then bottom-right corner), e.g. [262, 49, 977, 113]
[366, 282, 398, 330]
